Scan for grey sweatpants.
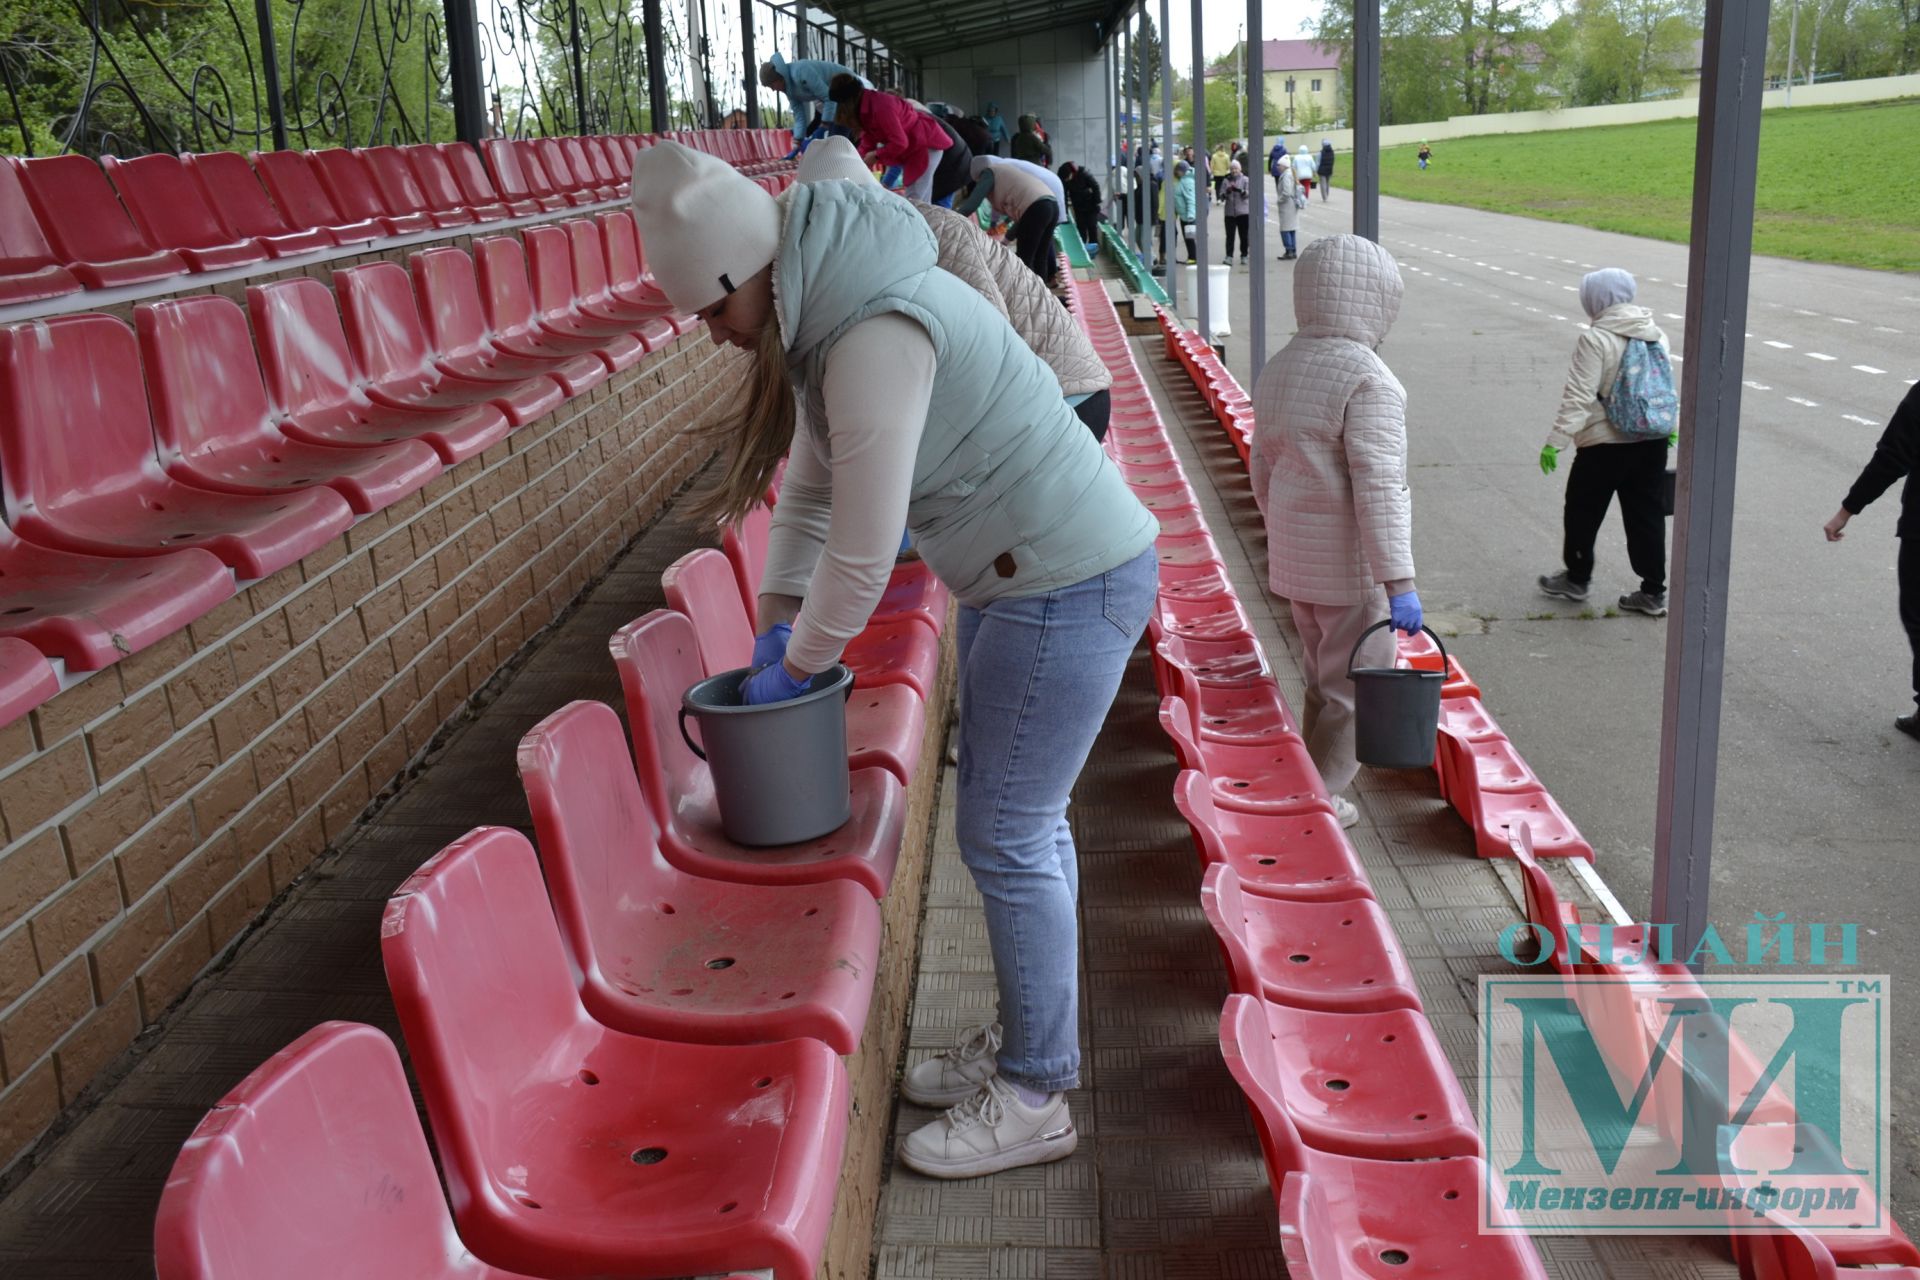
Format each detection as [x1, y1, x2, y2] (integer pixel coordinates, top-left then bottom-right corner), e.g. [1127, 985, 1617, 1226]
[1288, 592, 1393, 796]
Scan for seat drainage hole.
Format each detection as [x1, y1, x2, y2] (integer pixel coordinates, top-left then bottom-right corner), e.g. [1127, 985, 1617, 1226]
[515, 1195, 542, 1209]
[632, 1147, 668, 1165]
[670, 987, 694, 996]
[1382, 1034, 1397, 1043]
[2, 606, 29, 615]
[1443, 1190, 1459, 1200]
[1288, 953, 1311, 964]
[1361, 978, 1376, 985]
[755, 1076, 773, 1088]
[1231, 780, 1250, 789]
[1324, 1079, 1351, 1091]
[577, 1069, 600, 1085]
[1258, 857, 1276, 866]
[804, 907, 818, 917]
[705, 956, 735, 970]
[780, 991, 796, 1000]
[659, 902, 676, 914]
[1414, 1113, 1428, 1121]
[719, 1202, 737, 1214]
[1379, 1249, 1410, 1266]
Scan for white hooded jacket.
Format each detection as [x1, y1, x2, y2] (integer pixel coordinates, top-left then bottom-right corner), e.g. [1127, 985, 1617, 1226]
[1546, 302, 1671, 451]
[1250, 235, 1414, 606]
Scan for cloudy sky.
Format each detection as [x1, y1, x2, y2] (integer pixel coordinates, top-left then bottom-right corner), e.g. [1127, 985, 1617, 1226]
[1162, 2, 1322, 73]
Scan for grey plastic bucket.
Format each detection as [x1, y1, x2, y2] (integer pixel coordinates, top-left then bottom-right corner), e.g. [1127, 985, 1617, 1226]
[679, 665, 854, 846]
[1347, 622, 1447, 770]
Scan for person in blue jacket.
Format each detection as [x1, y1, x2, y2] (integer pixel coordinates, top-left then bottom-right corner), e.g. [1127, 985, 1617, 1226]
[760, 52, 867, 153]
[1268, 136, 1288, 198]
[981, 101, 1012, 156]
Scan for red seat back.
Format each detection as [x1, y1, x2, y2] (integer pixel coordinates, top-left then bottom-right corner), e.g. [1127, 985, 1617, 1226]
[251, 150, 352, 232]
[14, 154, 185, 279]
[410, 246, 496, 359]
[596, 210, 649, 290]
[308, 148, 391, 221]
[361, 145, 436, 213]
[184, 151, 304, 239]
[472, 235, 541, 339]
[100, 153, 243, 252]
[404, 144, 474, 213]
[246, 277, 360, 418]
[136, 295, 277, 460]
[563, 219, 615, 310]
[720, 502, 771, 624]
[381, 827, 596, 1193]
[578, 136, 619, 184]
[520, 223, 579, 323]
[558, 138, 600, 188]
[528, 139, 580, 193]
[0, 159, 80, 303]
[1218, 991, 1313, 1179]
[152, 1022, 504, 1280]
[661, 548, 753, 675]
[479, 138, 540, 203]
[607, 609, 711, 828]
[439, 142, 506, 205]
[335, 260, 437, 387]
[0, 314, 164, 520]
[516, 700, 672, 990]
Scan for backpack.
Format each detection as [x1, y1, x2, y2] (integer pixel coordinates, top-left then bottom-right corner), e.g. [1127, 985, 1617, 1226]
[1603, 338, 1679, 438]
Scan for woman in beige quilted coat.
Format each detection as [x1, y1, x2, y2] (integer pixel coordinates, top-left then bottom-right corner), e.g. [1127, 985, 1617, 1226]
[1250, 234, 1421, 827]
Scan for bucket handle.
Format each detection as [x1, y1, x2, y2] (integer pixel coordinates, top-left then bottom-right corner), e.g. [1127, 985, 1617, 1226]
[1345, 620, 1449, 680]
[677, 667, 856, 762]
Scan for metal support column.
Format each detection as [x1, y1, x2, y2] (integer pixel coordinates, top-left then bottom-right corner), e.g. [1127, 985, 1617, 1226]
[1134, 3, 1149, 260]
[1191, 0, 1208, 339]
[440, 0, 487, 143]
[1653, 0, 1772, 964]
[1247, 0, 1266, 369]
[794, 0, 808, 59]
[741, 0, 761, 127]
[1159, 0, 1176, 313]
[1353, 0, 1381, 240]
[836, 21, 846, 66]
[642, 0, 670, 131]
[567, 0, 589, 131]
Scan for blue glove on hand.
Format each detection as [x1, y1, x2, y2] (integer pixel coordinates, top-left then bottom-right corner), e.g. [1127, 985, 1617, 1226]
[785, 146, 800, 160]
[1389, 590, 1423, 637]
[751, 622, 792, 673]
[881, 164, 903, 189]
[742, 661, 810, 705]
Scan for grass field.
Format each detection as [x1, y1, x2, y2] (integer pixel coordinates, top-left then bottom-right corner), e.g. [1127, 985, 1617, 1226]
[1376, 99, 1920, 272]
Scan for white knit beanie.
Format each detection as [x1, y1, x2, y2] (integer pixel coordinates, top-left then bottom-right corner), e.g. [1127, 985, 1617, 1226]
[630, 141, 781, 314]
[795, 135, 875, 186]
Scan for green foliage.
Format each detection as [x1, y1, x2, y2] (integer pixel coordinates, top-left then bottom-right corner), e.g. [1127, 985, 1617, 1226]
[1314, 0, 1548, 123]
[1537, 0, 1705, 106]
[1377, 98, 1920, 272]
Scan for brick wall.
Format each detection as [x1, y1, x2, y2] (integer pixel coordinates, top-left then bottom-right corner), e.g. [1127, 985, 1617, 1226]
[0, 249, 740, 1172]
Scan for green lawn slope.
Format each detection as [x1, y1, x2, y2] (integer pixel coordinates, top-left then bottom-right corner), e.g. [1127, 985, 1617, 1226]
[1377, 99, 1920, 272]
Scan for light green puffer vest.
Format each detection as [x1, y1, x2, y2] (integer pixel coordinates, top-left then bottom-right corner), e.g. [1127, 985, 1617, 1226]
[775, 181, 1157, 605]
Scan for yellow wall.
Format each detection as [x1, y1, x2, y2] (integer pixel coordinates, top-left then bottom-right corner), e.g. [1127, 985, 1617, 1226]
[1263, 67, 1341, 132]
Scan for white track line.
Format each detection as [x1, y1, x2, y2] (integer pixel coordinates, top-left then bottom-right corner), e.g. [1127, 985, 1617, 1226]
[1854, 365, 1886, 375]
[1807, 352, 1837, 361]
[1764, 340, 1793, 349]
[1842, 414, 1880, 426]
[1787, 396, 1820, 407]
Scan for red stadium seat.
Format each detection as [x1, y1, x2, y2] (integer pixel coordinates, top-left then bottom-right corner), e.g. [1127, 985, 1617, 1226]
[577, 136, 627, 194]
[361, 146, 475, 229]
[559, 220, 676, 349]
[250, 150, 384, 244]
[12, 155, 186, 287]
[596, 210, 673, 311]
[1154, 592, 1250, 642]
[1166, 664, 1300, 745]
[0, 638, 59, 728]
[405, 144, 510, 221]
[526, 139, 595, 206]
[0, 525, 232, 672]
[1721, 1124, 1918, 1269]
[437, 141, 538, 217]
[137, 295, 441, 516]
[99, 154, 267, 272]
[1155, 558, 1232, 601]
[307, 148, 435, 236]
[721, 500, 949, 637]
[1154, 530, 1222, 569]
[0, 314, 352, 579]
[1157, 697, 1331, 818]
[409, 247, 609, 398]
[472, 235, 640, 373]
[1201, 864, 1422, 1013]
[153, 1022, 536, 1280]
[335, 260, 565, 427]
[1220, 996, 1550, 1280]
[1154, 631, 1268, 687]
[248, 277, 512, 464]
[1171, 770, 1370, 903]
[517, 225, 646, 370]
[1235, 995, 1479, 1160]
[479, 139, 568, 212]
[181, 151, 334, 258]
[659, 549, 923, 786]
[609, 609, 907, 898]
[517, 699, 882, 1052]
[380, 827, 849, 1280]
[564, 137, 619, 196]
[1462, 785, 1594, 860]
[0, 160, 82, 303]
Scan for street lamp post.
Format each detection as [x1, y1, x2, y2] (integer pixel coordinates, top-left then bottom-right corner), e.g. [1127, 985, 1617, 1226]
[1286, 77, 1296, 131]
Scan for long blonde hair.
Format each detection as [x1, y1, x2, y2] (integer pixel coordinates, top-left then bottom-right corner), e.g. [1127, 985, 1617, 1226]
[687, 318, 796, 527]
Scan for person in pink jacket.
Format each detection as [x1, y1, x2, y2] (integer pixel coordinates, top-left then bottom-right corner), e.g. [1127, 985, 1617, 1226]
[827, 76, 953, 202]
[1250, 234, 1421, 829]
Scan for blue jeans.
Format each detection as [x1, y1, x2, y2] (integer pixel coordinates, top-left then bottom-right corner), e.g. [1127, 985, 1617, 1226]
[1281, 229, 1298, 255]
[953, 548, 1158, 1093]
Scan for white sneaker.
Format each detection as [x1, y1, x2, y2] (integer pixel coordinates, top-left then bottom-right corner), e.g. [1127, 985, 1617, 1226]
[898, 1077, 1077, 1179]
[902, 1022, 1001, 1107]
[1331, 794, 1360, 829]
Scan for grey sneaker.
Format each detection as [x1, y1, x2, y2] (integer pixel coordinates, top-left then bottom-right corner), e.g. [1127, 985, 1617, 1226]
[897, 1076, 1077, 1179]
[1330, 795, 1360, 829]
[1619, 590, 1668, 617]
[1538, 571, 1590, 603]
[902, 1022, 1001, 1108]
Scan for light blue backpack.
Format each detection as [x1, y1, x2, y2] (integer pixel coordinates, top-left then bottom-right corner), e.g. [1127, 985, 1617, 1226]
[1604, 339, 1679, 438]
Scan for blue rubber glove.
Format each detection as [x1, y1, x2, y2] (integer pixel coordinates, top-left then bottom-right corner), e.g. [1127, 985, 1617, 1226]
[1539, 445, 1559, 476]
[881, 164, 903, 189]
[1389, 590, 1423, 637]
[742, 661, 810, 705]
[751, 621, 791, 673]
[785, 146, 801, 160]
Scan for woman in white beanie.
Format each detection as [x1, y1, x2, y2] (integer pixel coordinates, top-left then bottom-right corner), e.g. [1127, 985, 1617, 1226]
[631, 141, 1157, 1178]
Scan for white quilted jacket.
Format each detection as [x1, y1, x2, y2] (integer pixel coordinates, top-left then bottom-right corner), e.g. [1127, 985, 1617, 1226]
[912, 201, 1110, 397]
[1250, 235, 1415, 606]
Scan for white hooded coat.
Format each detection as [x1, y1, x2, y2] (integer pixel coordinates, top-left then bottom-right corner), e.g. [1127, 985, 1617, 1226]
[1250, 235, 1415, 606]
[1546, 294, 1671, 451]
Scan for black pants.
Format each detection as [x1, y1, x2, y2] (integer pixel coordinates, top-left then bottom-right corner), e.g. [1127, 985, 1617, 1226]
[929, 122, 973, 207]
[1901, 535, 1920, 710]
[1224, 214, 1249, 258]
[1071, 203, 1099, 246]
[1012, 199, 1059, 283]
[1072, 389, 1111, 443]
[1563, 439, 1670, 595]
